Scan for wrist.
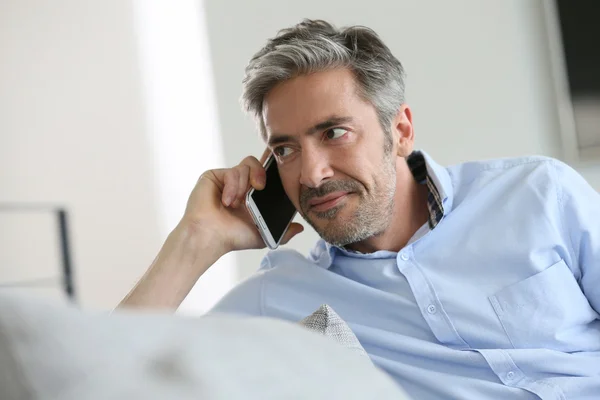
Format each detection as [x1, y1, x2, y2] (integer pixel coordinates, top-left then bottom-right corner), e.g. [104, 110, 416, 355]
[118, 218, 229, 310]
[169, 219, 229, 272]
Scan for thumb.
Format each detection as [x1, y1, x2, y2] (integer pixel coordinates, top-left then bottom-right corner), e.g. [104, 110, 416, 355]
[281, 222, 304, 245]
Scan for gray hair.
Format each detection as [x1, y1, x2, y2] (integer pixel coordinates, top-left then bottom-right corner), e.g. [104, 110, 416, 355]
[241, 19, 406, 144]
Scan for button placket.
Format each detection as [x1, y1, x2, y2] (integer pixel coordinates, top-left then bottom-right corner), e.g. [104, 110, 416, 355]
[396, 247, 468, 348]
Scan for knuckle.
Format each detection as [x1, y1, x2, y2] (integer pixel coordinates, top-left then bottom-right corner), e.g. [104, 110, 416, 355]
[227, 168, 239, 181]
[242, 156, 261, 169]
[239, 164, 250, 175]
[198, 169, 214, 182]
[242, 156, 257, 164]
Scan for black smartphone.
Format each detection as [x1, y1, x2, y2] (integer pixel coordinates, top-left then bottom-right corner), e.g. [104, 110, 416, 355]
[245, 154, 297, 249]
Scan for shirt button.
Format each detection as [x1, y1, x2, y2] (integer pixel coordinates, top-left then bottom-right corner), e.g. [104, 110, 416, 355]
[506, 371, 515, 380]
[400, 253, 410, 261]
[427, 304, 437, 314]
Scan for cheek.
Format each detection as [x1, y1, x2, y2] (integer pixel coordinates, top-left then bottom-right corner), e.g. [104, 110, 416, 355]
[330, 151, 377, 188]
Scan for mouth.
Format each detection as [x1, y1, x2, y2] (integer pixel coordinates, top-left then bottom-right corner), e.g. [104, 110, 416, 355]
[308, 191, 350, 212]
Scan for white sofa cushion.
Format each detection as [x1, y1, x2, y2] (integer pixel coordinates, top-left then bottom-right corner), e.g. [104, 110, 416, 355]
[0, 291, 409, 399]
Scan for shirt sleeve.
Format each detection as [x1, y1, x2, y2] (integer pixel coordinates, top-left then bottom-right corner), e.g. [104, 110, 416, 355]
[553, 160, 600, 313]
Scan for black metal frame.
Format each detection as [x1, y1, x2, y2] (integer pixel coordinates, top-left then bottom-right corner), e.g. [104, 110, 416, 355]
[0, 204, 76, 300]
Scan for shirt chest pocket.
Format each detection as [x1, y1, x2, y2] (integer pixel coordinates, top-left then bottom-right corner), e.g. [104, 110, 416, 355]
[488, 259, 599, 352]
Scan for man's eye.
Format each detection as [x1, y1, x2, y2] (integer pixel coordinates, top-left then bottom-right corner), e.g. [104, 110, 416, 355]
[274, 146, 293, 157]
[325, 128, 348, 140]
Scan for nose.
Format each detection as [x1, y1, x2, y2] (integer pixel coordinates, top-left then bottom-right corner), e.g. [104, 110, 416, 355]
[298, 148, 334, 188]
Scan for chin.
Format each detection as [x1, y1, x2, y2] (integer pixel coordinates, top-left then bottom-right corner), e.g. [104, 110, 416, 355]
[303, 198, 361, 236]
[313, 206, 387, 247]
[313, 212, 356, 241]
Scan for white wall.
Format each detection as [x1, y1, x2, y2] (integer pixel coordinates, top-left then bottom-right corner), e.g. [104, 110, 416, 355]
[0, 0, 162, 308]
[131, 0, 237, 314]
[0, 0, 234, 312]
[203, 0, 600, 279]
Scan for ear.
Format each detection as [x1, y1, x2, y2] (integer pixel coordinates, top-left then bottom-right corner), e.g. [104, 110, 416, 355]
[390, 104, 414, 157]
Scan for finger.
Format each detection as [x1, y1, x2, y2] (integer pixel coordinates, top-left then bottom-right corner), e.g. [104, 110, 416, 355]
[222, 169, 240, 206]
[280, 222, 304, 245]
[239, 156, 266, 190]
[232, 165, 250, 208]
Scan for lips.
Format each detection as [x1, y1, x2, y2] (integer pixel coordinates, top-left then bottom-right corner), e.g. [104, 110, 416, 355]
[308, 191, 350, 212]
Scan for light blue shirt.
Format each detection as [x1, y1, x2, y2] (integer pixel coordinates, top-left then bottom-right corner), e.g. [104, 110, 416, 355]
[211, 152, 600, 400]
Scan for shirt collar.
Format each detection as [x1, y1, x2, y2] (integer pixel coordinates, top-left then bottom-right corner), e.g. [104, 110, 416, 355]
[309, 150, 454, 269]
[418, 150, 454, 219]
[407, 151, 444, 229]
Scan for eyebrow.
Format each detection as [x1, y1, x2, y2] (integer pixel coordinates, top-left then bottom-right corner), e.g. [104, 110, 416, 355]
[267, 116, 354, 147]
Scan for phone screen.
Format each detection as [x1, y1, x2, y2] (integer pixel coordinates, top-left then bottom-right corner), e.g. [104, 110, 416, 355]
[250, 157, 296, 242]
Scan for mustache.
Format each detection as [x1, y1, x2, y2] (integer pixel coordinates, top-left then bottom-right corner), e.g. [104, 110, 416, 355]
[300, 179, 363, 210]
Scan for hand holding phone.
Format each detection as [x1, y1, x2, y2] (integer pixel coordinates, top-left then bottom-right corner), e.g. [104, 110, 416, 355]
[246, 154, 298, 249]
[177, 149, 303, 255]
[120, 150, 303, 309]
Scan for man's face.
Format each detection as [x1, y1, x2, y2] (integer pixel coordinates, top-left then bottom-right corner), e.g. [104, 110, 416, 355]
[262, 68, 399, 246]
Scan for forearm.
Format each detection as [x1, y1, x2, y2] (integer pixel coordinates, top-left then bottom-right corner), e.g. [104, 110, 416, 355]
[118, 223, 225, 310]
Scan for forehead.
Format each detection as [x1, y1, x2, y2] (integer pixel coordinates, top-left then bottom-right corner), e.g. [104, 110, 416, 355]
[262, 69, 365, 136]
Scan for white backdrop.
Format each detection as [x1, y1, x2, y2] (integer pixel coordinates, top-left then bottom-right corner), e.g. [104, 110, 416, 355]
[132, 0, 236, 314]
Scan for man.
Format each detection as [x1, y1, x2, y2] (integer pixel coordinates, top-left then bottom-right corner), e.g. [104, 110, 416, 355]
[121, 20, 600, 399]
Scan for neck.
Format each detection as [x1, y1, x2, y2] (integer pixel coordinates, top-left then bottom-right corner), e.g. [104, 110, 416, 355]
[347, 158, 429, 254]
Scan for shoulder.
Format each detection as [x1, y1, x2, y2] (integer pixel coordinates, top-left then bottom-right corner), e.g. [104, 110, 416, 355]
[260, 247, 317, 271]
[261, 240, 332, 271]
[447, 155, 575, 196]
[443, 155, 592, 216]
[448, 155, 560, 184]
[209, 245, 324, 316]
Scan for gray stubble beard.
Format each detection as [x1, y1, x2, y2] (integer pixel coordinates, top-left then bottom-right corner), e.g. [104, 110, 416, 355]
[301, 155, 397, 247]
